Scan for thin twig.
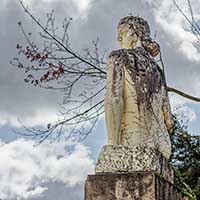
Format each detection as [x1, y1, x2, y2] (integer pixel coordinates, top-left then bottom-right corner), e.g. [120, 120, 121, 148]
[18, 0, 106, 75]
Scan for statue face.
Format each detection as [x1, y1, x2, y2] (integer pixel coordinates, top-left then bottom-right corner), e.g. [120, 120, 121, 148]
[118, 24, 138, 49]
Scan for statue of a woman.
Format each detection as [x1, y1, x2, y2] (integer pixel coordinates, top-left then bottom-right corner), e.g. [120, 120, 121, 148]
[104, 16, 174, 159]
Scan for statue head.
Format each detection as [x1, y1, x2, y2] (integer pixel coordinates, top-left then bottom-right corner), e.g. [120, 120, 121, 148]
[117, 16, 150, 49]
[117, 16, 160, 57]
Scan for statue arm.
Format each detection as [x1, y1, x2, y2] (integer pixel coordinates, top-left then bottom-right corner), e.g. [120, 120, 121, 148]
[105, 52, 125, 145]
[162, 89, 174, 135]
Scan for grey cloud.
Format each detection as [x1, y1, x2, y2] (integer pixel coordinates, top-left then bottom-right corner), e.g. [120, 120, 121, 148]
[0, 0, 62, 128]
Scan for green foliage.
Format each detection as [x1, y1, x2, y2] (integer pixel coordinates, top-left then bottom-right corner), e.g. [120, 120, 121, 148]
[170, 115, 200, 200]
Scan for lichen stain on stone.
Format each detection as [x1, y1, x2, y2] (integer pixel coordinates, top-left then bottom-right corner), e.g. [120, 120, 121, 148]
[125, 47, 162, 113]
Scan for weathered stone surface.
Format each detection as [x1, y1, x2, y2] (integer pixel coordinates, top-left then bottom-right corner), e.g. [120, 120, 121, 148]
[95, 145, 174, 183]
[85, 172, 184, 200]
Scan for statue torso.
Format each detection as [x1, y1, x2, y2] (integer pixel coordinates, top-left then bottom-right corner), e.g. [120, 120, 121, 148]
[106, 47, 171, 158]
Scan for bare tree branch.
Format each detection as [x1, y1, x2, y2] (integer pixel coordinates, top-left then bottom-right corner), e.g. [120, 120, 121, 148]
[168, 86, 200, 102]
[18, 0, 106, 75]
[172, 0, 200, 41]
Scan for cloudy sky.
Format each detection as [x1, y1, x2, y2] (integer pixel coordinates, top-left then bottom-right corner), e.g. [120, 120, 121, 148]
[1, 0, 200, 199]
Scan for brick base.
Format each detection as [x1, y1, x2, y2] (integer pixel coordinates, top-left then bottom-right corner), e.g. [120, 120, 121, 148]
[85, 172, 185, 200]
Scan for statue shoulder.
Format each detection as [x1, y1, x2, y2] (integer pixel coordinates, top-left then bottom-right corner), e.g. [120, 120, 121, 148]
[108, 49, 124, 58]
[108, 49, 130, 65]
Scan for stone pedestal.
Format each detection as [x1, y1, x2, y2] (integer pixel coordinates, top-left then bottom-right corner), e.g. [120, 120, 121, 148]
[95, 145, 174, 183]
[85, 172, 185, 200]
[85, 144, 186, 199]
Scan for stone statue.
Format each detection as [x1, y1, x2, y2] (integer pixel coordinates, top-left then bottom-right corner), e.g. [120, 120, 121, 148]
[85, 17, 183, 199]
[104, 16, 173, 159]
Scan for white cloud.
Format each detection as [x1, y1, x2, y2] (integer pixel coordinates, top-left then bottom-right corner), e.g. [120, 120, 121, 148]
[170, 95, 196, 122]
[72, 0, 93, 13]
[143, 0, 200, 61]
[0, 139, 94, 200]
[20, 0, 94, 19]
[0, 108, 59, 128]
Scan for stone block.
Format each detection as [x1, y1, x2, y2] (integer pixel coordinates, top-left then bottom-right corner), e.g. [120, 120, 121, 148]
[95, 145, 173, 183]
[84, 172, 184, 200]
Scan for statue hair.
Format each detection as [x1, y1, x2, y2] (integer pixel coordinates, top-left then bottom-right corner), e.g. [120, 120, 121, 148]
[118, 16, 160, 57]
